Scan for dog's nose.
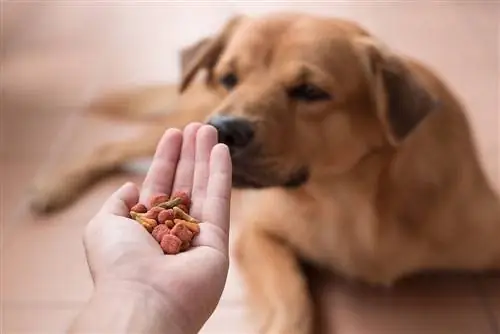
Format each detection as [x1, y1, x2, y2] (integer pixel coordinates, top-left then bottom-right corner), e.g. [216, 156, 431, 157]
[207, 116, 255, 149]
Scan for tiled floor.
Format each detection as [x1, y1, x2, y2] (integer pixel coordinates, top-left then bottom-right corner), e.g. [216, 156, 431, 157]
[1, 1, 499, 333]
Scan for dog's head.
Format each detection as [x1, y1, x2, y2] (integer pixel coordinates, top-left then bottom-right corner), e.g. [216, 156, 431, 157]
[179, 12, 438, 189]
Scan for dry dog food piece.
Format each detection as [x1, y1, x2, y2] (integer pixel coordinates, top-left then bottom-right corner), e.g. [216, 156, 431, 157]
[180, 240, 191, 252]
[130, 212, 158, 233]
[158, 209, 175, 224]
[150, 194, 169, 207]
[165, 219, 175, 229]
[130, 203, 147, 214]
[152, 224, 170, 243]
[171, 191, 191, 210]
[156, 197, 183, 209]
[170, 222, 194, 242]
[173, 206, 200, 224]
[177, 204, 189, 214]
[129, 191, 201, 255]
[144, 206, 164, 220]
[160, 234, 182, 254]
[174, 218, 200, 235]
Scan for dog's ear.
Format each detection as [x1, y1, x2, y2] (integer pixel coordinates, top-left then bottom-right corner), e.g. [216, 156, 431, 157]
[179, 37, 213, 81]
[179, 15, 246, 93]
[354, 37, 439, 146]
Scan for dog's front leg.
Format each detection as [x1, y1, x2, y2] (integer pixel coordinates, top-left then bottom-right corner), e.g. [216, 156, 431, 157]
[234, 226, 313, 334]
[29, 127, 163, 214]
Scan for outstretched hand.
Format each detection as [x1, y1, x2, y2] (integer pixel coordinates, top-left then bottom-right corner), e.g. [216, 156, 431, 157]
[81, 123, 232, 333]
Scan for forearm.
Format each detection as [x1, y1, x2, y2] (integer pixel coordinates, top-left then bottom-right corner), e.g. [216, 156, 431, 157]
[68, 281, 183, 334]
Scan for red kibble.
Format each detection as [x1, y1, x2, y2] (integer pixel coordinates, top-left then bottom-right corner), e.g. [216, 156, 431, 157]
[170, 222, 194, 242]
[165, 220, 175, 229]
[171, 191, 191, 210]
[152, 224, 170, 242]
[130, 203, 147, 213]
[144, 206, 163, 220]
[160, 234, 182, 254]
[158, 208, 175, 223]
[128, 192, 198, 255]
[157, 209, 168, 224]
[180, 240, 191, 252]
[150, 194, 169, 207]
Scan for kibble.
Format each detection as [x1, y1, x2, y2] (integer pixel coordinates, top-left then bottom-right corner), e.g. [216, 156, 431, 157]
[151, 224, 170, 243]
[158, 209, 175, 224]
[129, 191, 201, 254]
[130, 203, 147, 214]
[170, 222, 194, 242]
[160, 234, 182, 254]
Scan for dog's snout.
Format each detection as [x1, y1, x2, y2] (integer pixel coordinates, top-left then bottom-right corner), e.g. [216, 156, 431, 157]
[208, 116, 255, 149]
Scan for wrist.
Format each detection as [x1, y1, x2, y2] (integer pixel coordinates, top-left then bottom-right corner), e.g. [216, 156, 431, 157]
[69, 280, 187, 334]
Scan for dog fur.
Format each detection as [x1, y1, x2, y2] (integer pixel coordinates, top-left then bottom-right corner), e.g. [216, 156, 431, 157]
[30, 12, 500, 334]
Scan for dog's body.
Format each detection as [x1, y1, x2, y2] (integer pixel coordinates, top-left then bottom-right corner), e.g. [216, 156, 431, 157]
[31, 12, 500, 334]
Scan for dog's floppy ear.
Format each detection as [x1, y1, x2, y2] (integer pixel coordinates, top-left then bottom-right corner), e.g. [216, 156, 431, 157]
[179, 37, 212, 80]
[354, 37, 439, 146]
[179, 15, 245, 93]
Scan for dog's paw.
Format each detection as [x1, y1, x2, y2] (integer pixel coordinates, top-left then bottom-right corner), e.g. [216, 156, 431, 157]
[29, 193, 62, 214]
[28, 180, 75, 214]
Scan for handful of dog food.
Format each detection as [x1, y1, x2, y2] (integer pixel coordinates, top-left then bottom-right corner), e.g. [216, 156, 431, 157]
[128, 191, 201, 254]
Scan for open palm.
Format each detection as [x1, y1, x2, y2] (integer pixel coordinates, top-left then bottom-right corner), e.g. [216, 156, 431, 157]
[82, 123, 232, 333]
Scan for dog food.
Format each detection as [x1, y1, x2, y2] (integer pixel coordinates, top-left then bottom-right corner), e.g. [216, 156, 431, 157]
[129, 191, 201, 254]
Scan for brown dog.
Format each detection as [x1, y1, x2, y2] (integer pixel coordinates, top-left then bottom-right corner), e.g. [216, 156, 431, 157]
[31, 12, 500, 334]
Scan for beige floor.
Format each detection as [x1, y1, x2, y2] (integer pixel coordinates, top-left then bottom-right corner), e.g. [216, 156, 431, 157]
[1, 1, 499, 333]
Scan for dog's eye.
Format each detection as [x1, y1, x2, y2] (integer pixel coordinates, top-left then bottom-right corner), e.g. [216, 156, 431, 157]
[220, 73, 238, 90]
[289, 84, 330, 102]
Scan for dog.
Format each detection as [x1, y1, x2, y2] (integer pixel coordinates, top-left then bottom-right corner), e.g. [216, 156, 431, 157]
[30, 12, 500, 334]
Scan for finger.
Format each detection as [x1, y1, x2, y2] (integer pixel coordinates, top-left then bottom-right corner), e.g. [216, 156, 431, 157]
[99, 182, 140, 216]
[190, 124, 218, 218]
[190, 222, 229, 257]
[171, 122, 203, 196]
[202, 143, 232, 236]
[140, 128, 183, 205]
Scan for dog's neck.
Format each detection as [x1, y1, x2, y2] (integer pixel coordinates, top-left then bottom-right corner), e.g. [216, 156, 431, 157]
[307, 146, 391, 191]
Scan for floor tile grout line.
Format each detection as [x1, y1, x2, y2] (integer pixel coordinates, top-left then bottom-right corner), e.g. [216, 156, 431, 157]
[473, 276, 499, 334]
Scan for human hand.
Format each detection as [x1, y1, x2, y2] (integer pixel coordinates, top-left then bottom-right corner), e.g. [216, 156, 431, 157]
[82, 123, 232, 334]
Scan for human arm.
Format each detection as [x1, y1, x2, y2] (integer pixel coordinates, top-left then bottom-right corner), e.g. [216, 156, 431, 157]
[67, 123, 232, 334]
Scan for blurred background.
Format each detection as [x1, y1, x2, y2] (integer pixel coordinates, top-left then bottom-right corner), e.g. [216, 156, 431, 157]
[1, 1, 499, 333]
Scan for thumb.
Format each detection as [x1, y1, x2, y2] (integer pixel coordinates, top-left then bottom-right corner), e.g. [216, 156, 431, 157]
[99, 182, 140, 216]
